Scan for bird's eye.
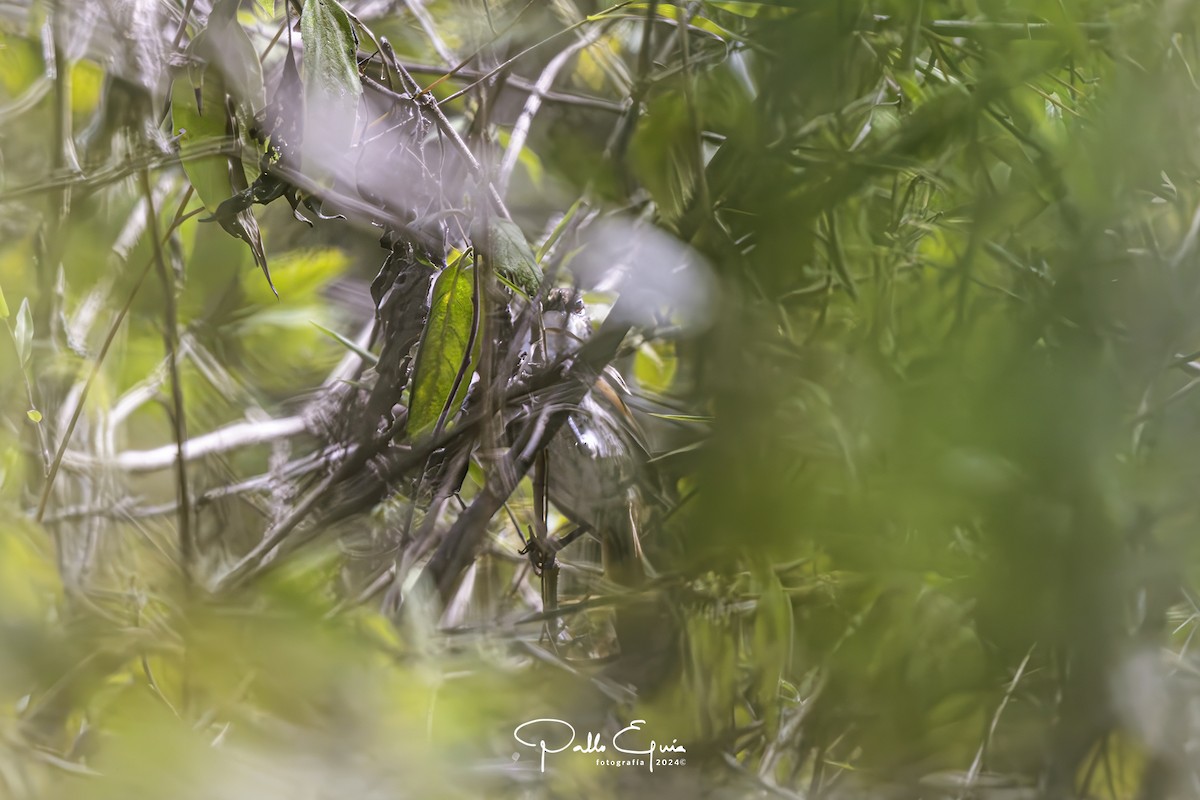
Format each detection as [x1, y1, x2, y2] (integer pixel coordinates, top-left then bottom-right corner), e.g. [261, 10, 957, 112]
[571, 298, 585, 313]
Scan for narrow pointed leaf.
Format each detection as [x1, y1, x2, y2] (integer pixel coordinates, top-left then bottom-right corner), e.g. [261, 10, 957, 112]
[13, 298, 32, 366]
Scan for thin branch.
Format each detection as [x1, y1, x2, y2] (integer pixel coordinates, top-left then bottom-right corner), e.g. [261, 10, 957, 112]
[437, 1, 636, 104]
[363, 69, 513, 221]
[403, 0, 457, 66]
[35, 188, 197, 523]
[498, 25, 606, 195]
[61, 415, 309, 473]
[425, 302, 636, 601]
[139, 170, 192, 586]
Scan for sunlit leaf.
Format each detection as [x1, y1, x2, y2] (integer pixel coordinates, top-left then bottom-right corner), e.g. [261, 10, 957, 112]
[634, 340, 677, 393]
[170, 74, 232, 215]
[408, 251, 478, 437]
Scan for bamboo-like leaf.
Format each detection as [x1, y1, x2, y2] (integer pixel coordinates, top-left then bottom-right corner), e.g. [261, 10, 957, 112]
[408, 252, 479, 437]
[0, 283, 8, 319]
[311, 321, 379, 365]
[13, 298, 31, 366]
[631, 92, 701, 222]
[536, 198, 583, 263]
[752, 566, 793, 737]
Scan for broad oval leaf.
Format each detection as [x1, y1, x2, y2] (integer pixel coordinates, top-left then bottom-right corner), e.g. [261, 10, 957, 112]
[480, 218, 543, 297]
[170, 70, 232, 214]
[408, 252, 479, 437]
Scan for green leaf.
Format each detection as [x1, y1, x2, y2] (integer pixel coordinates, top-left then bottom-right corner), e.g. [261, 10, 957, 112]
[301, 0, 360, 97]
[26, 409, 41, 424]
[300, 0, 361, 170]
[171, 24, 274, 297]
[170, 71, 233, 214]
[408, 252, 479, 437]
[255, 0, 276, 17]
[535, 198, 583, 263]
[752, 567, 793, 737]
[311, 321, 378, 366]
[634, 340, 677, 394]
[627, 3, 738, 41]
[631, 92, 701, 222]
[195, 0, 266, 125]
[480, 219, 543, 297]
[13, 298, 32, 366]
[0, 283, 8, 319]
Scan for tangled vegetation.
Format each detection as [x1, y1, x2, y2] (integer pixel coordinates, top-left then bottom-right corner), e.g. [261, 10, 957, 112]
[3, 1, 1200, 797]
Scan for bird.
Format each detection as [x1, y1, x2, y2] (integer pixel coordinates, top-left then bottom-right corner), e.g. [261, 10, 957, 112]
[535, 288, 651, 589]
[503, 287, 682, 692]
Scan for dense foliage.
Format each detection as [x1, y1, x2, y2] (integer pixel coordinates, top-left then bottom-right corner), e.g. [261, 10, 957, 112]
[3, 1, 1200, 797]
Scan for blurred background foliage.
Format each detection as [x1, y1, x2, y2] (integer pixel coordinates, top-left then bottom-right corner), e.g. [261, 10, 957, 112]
[2, 0, 1200, 798]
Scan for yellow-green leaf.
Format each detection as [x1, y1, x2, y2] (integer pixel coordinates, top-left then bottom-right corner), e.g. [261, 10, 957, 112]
[171, 71, 234, 214]
[408, 252, 478, 437]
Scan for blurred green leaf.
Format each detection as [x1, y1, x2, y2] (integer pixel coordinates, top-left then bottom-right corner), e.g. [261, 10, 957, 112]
[13, 298, 31, 366]
[311, 321, 379, 365]
[170, 73, 232, 215]
[751, 567, 792, 737]
[631, 91, 701, 223]
[195, 0, 266, 125]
